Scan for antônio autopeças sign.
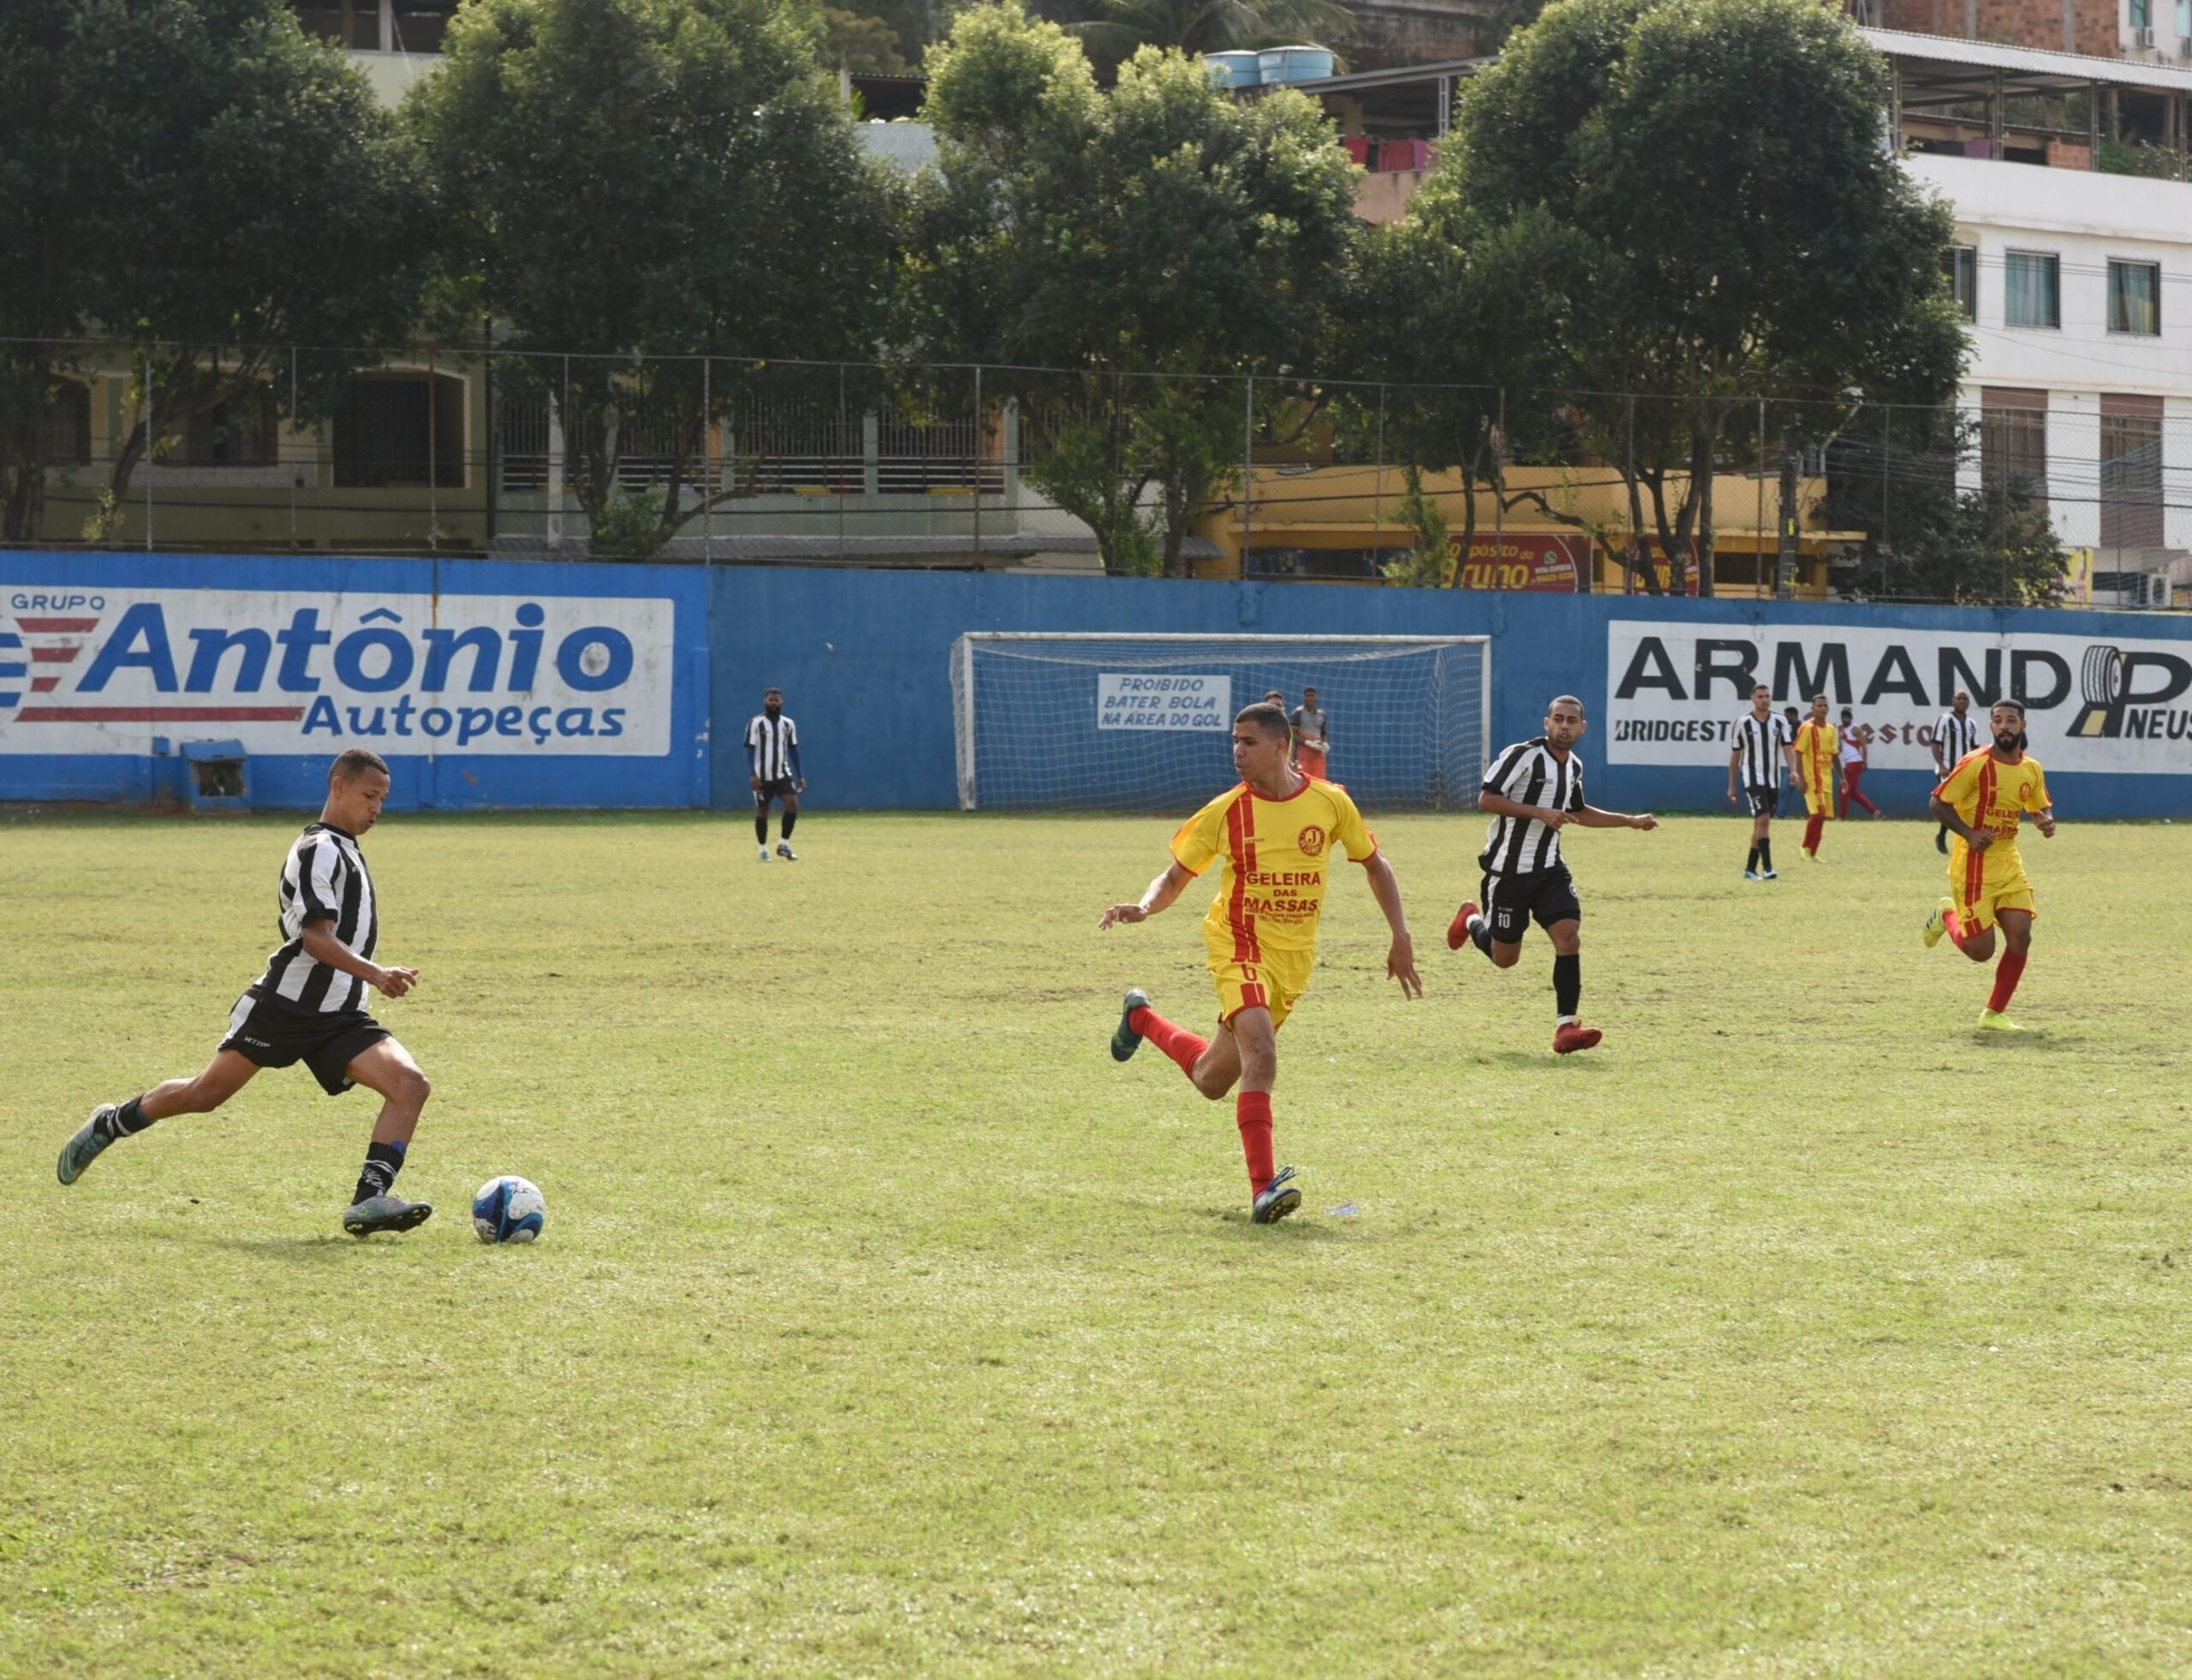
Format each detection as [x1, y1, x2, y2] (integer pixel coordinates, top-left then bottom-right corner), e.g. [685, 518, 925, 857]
[0, 586, 674, 757]
[1605, 620, 2192, 773]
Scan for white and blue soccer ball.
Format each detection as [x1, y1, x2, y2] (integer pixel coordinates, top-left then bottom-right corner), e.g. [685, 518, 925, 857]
[473, 1174, 545, 1244]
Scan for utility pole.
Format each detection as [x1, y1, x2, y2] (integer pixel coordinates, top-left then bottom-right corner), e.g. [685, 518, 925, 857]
[1776, 440, 1799, 599]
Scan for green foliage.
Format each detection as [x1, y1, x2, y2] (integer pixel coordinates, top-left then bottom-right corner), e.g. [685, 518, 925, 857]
[0, 0, 427, 541]
[1824, 408, 2071, 606]
[410, 0, 899, 557]
[2098, 135, 2185, 180]
[1427, 0, 1969, 593]
[1379, 463, 1450, 586]
[587, 485, 671, 558]
[817, 4, 912, 72]
[907, 3, 1360, 575]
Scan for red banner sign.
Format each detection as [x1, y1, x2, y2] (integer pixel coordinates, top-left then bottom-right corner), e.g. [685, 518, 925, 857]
[1450, 534, 1584, 593]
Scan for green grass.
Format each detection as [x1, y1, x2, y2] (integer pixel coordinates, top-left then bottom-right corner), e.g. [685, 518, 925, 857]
[3, 806, 2189, 1676]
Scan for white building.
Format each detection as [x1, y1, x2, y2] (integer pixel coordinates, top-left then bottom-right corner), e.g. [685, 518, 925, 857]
[1877, 29, 2192, 604]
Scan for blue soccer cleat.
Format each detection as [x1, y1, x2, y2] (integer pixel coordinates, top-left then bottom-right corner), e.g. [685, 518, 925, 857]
[1251, 1165, 1302, 1224]
[1111, 987, 1151, 1063]
[57, 1104, 120, 1186]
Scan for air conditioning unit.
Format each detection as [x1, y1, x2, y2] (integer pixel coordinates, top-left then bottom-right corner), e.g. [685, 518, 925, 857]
[2135, 25, 2157, 46]
[2142, 570, 2172, 608]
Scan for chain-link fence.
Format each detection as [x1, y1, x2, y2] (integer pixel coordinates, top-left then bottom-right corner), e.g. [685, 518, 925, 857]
[3, 339, 2185, 609]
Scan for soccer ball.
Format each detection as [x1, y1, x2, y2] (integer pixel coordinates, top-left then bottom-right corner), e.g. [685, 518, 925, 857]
[473, 1175, 545, 1244]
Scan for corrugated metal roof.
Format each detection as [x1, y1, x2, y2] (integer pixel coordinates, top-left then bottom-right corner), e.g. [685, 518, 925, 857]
[1861, 27, 2192, 92]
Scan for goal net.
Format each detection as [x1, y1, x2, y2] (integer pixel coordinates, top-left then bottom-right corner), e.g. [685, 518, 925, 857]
[950, 633, 1490, 813]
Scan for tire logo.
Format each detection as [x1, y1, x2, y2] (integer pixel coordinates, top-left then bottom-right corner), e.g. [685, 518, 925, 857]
[2073, 645, 2124, 737]
[1296, 824, 1326, 856]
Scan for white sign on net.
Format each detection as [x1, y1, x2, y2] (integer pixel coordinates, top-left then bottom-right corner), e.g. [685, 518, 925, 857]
[1095, 672, 1231, 731]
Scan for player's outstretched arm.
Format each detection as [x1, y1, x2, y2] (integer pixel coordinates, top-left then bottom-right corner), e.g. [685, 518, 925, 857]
[1359, 852, 1421, 998]
[1479, 789, 1568, 830]
[1573, 803, 1657, 831]
[301, 918, 420, 998]
[1099, 860, 1195, 929]
[1930, 795, 1992, 850]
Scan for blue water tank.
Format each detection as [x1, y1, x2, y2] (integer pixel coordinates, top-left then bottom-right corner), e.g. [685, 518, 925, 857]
[1202, 51, 1264, 88]
[1256, 46, 1335, 84]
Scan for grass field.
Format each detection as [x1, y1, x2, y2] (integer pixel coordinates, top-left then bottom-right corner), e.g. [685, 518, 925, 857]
[4, 804, 2190, 1676]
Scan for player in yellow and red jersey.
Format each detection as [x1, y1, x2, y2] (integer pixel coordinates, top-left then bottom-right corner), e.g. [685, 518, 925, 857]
[1792, 694, 1839, 861]
[1923, 699, 2056, 1031]
[1098, 701, 1422, 1224]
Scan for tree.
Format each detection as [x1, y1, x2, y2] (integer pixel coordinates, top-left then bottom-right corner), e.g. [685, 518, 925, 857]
[410, 0, 899, 557]
[1821, 407, 2071, 605]
[1443, 0, 1968, 593]
[904, 3, 1360, 575]
[0, 0, 426, 543]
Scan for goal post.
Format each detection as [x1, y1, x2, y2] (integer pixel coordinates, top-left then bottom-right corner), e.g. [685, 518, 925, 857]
[950, 632, 1492, 813]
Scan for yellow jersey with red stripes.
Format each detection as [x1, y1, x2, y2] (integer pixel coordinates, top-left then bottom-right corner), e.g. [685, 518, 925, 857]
[1793, 720, 1840, 807]
[1934, 748, 2051, 883]
[1170, 776, 1378, 960]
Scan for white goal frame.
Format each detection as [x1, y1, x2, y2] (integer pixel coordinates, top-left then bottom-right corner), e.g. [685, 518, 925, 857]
[950, 631, 1492, 811]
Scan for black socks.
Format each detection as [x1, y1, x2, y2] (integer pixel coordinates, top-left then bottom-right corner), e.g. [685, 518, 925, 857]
[1746, 845, 1759, 873]
[1553, 953, 1581, 1018]
[97, 1095, 154, 1142]
[754, 811, 769, 844]
[1469, 913, 1492, 957]
[781, 808, 797, 840]
[1757, 839, 1773, 872]
[352, 1139, 407, 1206]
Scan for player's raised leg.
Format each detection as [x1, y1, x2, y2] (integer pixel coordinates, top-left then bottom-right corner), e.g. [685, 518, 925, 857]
[57, 1049, 259, 1185]
[341, 1038, 435, 1236]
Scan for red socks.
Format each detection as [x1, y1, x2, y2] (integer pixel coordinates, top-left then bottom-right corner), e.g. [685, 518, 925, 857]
[1803, 813, 1824, 853]
[1129, 1005, 1208, 1077]
[1987, 949, 2028, 1014]
[1236, 1091, 1274, 1197]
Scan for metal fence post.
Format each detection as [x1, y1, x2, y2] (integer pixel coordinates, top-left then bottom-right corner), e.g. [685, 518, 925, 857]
[973, 363, 983, 561]
[1372, 383, 1385, 572]
[1242, 373, 1254, 575]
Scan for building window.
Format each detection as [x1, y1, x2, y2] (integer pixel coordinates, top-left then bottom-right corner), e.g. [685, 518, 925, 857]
[2107, 260, 2161, 335]
[391, 1, 456, 52]
[293, 2, 382, 50]
[2004, 251, 2060, 329]
[2100, 395, 2164, 550]
[183, 389, 279, 468]
[1943, 245, 1978, 322]
[333, 372, 464, 488]
[1981, 388, 2047, 507]
[2131, 0, 2151, 27]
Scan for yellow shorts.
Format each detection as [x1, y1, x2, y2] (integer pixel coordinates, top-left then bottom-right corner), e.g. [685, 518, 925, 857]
[1206, 942, 1313, 1031]
[1950, 852, 2035, 932]
[1802, 779, 1837, 818]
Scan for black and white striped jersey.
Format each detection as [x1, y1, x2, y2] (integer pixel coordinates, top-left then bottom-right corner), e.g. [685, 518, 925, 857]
[746, 712, 798, 781]
[254, 823, 378, 1014]
[1731, 711, 1793, 789]
[1934, 708, 1981, 766]
[1478, 737, 1587, 874]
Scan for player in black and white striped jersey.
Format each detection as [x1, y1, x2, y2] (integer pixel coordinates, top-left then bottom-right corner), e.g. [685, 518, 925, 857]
[55, 748, 438, 1237]
[1725, 682, 1796, 879]
[1932, 692, 1981, 854]
[1443, 695, 1658, 1054]
[748, 687, 806, 861]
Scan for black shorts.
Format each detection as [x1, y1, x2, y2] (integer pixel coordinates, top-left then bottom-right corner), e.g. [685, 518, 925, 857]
[1480, 864, 1582, 944]
[753, 777, 797, 801]
[219, 987, 389, 1097]
[1744, 784, 1780, 818]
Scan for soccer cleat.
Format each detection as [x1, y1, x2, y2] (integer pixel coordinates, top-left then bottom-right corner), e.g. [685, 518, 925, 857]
[342, 1193, 434, 1237]
[1742, 869, 1760, 880]
[776, 841, 799, 861]
[757, 846, 770, 863]
[1922, 895, 1954, 950]
[1552, 1021, 1603, 1055]
[57, 1105, 120, 1186]
[1251, 1165, 1302, 1224]
[1760, 869, 1779, 880]
[1802, 849, 1820, 862]
[1445, 899, 1482, 951]
[1978, 1010, 2027, 1034]
[1111, 986, 1151, 1062]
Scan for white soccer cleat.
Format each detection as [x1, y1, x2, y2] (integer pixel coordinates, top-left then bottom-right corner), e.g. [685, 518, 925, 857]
[777, 841, 798, 861]
[757, 846, 770, 862]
